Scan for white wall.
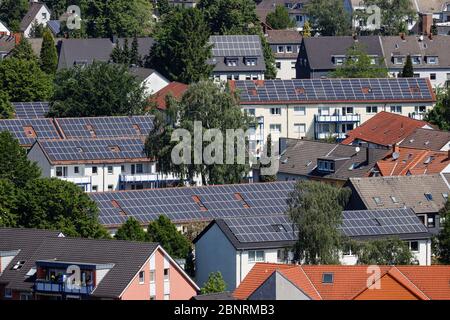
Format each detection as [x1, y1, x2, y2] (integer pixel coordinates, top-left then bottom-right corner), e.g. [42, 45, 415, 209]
[141, 71, 170, 96]
[275, 58, 297, 80]
[23, 6, 51, 38]
[390, 69, 450, 89]
[0, 21, 10, 35]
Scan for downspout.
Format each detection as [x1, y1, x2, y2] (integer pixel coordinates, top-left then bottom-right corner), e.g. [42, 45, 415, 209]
[286, 104, 289, 139]
[103, 164, 106, 192]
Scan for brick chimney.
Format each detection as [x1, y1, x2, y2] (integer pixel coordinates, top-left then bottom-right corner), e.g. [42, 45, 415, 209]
[420, 13, 433, 35]
[393, 144, 400, 154]
[12, 33, 22, 45]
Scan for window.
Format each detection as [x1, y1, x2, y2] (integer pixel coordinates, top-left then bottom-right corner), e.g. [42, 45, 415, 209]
[390, 106, 402, 114]
[108, 185, 114, 191]
[342, 123, 354, 132]
[164, 294, 170, 300]
[107, 166, 113, 174]
[322, 273, 334, 284]
[248, 250, 265, 263]
[286, 45, 293, 53]
[317, 160, 335, 172]
[427, 216, 436, 228]
[427, 56, 438, 64]
[277, 46, 284, 53]
[139, 271, 145, 284]
[415, 106, 427, 114]
[430, 73, 436, 80]
[277, 249, 286, 263]
[55, 166, 67, 177]
[334, 57, 344, 65]
[246, 108, 255, 116]
[150, 270, 155, 283]
[291, 61, 296, 70]
[342, 107, 354, 115]
[424, 193, 433, 201]
[409, 241, 419, 252]
[136, 164, 143, 174]
[366, 106, 378, 114]
[164, 268, 170, 281]
[245, 58, 257, 66]
[393, 56, 405, 65]
[412, 56, 421, 65]
[294, 123, 306, 134]
[42, 12, 47, 19]
[443, 193, 449, 200]
[294, 106, 305, 115]
[275, 62, 281, 69]
[245, 75, 251, 80]
[296, 15, 303, 22]
[74, 166, 79, 174]
[4, 288, 12, 298]
[318, 107, 330, 116]
[20, 293, 32, 300]
[373, 197, 382, 205]
[390, 196, 398, 203]
[121, 165, 125, 173]
[92, 166, 98, 175]
[270, 107, 281, 115]
[226, 58, 238, 67]
[92, 185, 98, 192]
[269, 124, 281, 134]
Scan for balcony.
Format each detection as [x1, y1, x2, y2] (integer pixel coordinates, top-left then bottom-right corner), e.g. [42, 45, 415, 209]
[409, 113, 425, 121]
[35, 280, 94, 295]
[59, 176, 91, 184]
[316, 132, 348, 140]
[120, 173, 181, 183]
[315, 114, 361, 123]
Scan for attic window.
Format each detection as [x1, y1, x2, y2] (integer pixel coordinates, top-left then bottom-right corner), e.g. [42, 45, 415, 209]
[443, 193, 448, 200]
[390, 196, 398, 203]
[76, 147, 83, 153]
[86, 124, 96, 137]
[11, 260, 26, 270]
[108, 145, 121, 152]
[132, 124, 142, 135]
[424, 193, 433, 201]
[373, 197, 383, 205]
[322, 273, 334, 284]
[349, 163, 359, 170]
[23, 126, 36, 138]
[234, 193, 250, 209]
[272, 224, 286, 232]
[362, 87, 372, 94]
[192, 195, 208, 211]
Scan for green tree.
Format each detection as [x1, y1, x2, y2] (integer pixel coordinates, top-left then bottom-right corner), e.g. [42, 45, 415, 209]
[147, 7, 213, 83]
[9, 37, 37, 61]
[266, 4, 296, 29]
[330, 43, 388, 78]
[352, 237, 413, 265]
[436, 200, 450, 263]
[260, 33, 277, 79]
[18, 178, 110, 238]
[0, 58, 54, 102]
[115, 217, 147, 241]
[111, 39, 126, 64]
[0, 179, 19, 227]
[29, 21, 45, 38]
[0, 91, 14, 119]
[49, 62, 148, 117]
[200, 272, 227, 294]
[259, 134, 277, 182]
[363, 0, 416, 35]
[0, 131, 41, 188]
[305, 0, 352, 36]
[156, 0, 172, 16]
[130, 35, 141, 66]
[399, 55, 414, 78]
[0, 0, 28, 32]
[40, 28, 58, 74]
[426, 87, 450, 130]
[147, 215, 191, 259]
[287, 180, 351, 264]
[303, 21, 312, 37]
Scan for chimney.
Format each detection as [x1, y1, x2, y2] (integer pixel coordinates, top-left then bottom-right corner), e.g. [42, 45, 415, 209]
[12, 33, 21, 45]
[448, 149, 450, 160]
[420, 13, 433, 36]
[400, 33, 405, 40]
[393, 144, 400, 154]
[366, 146, 372, 164]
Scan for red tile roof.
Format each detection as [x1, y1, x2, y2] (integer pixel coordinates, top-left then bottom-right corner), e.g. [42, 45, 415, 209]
[234, 263, 450, 300]
[150, 82, 188, 110]
[342, 112, 431, 147]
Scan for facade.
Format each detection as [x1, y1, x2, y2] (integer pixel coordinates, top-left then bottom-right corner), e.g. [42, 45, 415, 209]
[234, 263, 450, 300]
[0, 21, 10, 36]
[266, 30, 302, 80]
[129, 67, 170, 96]
[345, 174, 450, 234]
[194, 210, 431, 291]
[20, 1, 51, 38]
[231, 78, 436, 153]
[0, 228, 198, 300]
[256, 0, 310, 31]
[209, 35, 266, 82]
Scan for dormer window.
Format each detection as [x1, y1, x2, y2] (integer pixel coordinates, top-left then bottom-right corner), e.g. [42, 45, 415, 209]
[412, 56, 421, 65]
[225, 58, 238, 67]
[277, 46, 284, 53]
[317, 159, 335, 172]
[426, 56, 438, 64]
[333, 56, 345, 66]
[245, 57, 257, 66]
[393, 56, 405, 65]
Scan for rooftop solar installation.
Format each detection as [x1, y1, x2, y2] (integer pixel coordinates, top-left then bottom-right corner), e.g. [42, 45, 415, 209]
[0, 118, 61, 146]
[210, 35, 263, 57]
[90, 181, 296, 227]
[39, 138, 147, 163]
[55, 116, 154, 139]
[13, 102, 50, 119]
[234, 78, 434, 103]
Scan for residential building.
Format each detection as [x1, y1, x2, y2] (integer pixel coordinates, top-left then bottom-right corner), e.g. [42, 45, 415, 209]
[194, 209, 431, 290]
[256, 0, 310, 31]
[129, 67, 170, 96]
[234, 263, 450, 300]
[231, 78, 436, 152]
[345, 174, 450, 234]
[209, 35, 266, 82]
[266, 30, 302, 80]
[400, 127, 450, 150]
[412, 0, 450, 34]
[342, 112, 434, 149]
[0, 34, 19, 60]
[20, 1, 51, 38]
[267, 138, 388, 186]
[150, 81, 189, 110]
[89, 181, 296, 233]
[0, 21, 10, 36]
[297, 36, 384, 79]
[0, 228, 199, 300]
[382, 35, 450, 88]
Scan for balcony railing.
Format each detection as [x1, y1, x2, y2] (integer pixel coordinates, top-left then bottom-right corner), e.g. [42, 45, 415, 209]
[409, 113, 425, 120]
[59, 177, 91, 184]
[315, 114, 361, 123]
[316, 132, 348, 140]
[35, 280, 94, 295]
[120, 173, 181, 183]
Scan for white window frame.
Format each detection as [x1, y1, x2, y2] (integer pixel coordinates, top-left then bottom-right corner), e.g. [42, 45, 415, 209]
[293, 106, 306, 116]
[248, 250, 265, 263]
[270, 107, 281, 115]
[139, 271, 145, 284]
[294, 123, 306, 134]
[164, 268, 170, 281]
[269, 124, 281, 134]
[150, 270, 155, 283]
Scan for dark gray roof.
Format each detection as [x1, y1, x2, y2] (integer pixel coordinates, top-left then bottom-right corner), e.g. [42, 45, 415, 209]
[128, 67, 156, 81]
[347, 174, 450, 214]
[302, 36, 384, 70]
[20, 3, 50, 31]
[381, 35, 450, 69]
[57, 37, 155, 70]
[400, 128, 450, 151]
[278, 138, 389, 181]
[266, 30, 303, 44]
[209, 35, 266, 73]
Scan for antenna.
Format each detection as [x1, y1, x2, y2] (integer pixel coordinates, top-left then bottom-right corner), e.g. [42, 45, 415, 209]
[355, 147, 361, 153]
[392, 152, 400, 160]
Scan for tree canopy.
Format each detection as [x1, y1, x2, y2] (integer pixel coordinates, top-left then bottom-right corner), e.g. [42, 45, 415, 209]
[0, 0, 28, 32]
[48, 62, 148, 117]
[40, 28, 58, 74]
[305, 0, 352, 36]
[436, 199, 450, 263]
[352, 237, 413, 265]
[115, 217, 147, 242]
[201, 272, 227, 294]
[287, 180, 351, 264]
[400, 55, 414, 78]
[266, 4, 296, 30]
[426, 87, 450, 131]
[0, 91, 14, 119]
[9, 38, 38, 61]
[363, 0, 416, 35]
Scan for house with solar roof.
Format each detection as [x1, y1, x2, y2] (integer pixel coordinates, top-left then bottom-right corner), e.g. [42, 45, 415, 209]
[209, 35, 266, 82]
[20, 1, 51, 38]
[193, 209, 432, 290]
[231, 78, 436, 153]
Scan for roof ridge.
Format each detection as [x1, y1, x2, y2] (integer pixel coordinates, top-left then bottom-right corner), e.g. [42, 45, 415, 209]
[388, 266, 431, 300]
[298, 265, 322, 300]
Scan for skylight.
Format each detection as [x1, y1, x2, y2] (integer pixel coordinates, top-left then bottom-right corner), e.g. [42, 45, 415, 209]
[373, 197, 382, 205]
[424, 193, 433, 201]
[322, 273, 334, 284]
[390, 196, 398, 203]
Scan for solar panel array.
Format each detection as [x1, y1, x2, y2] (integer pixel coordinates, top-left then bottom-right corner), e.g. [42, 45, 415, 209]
[13, 102, 50, 119]
[0, 119, 61, 145]
[55, 116, 154, 139]
[39, 138, 146, 162]
[210, 35, 263, 57]
[90, 181, 296, 226]
[235, 78, 434, 103]
[341, 208, 429, 237]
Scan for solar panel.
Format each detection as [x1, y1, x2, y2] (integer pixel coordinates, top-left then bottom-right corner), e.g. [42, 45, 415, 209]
[235, 78, 433, 103]
[210, 35, 263, 57]
[55, 116, 154, 139]
[13, 102, 50, 119]
[39, 138, 147, 162]
[0, 118, 61, 146]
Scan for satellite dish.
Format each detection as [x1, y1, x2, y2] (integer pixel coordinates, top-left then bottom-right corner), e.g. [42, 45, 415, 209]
[355, 147, 361, 153]
[392, 152, 400, 160]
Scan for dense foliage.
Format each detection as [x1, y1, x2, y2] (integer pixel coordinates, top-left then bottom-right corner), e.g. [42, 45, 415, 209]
[0, 92, 14, 119]
[0, 0, 28, 32]
[115, 217, 147, 242]
[426, 87, 450, 130]
[399, 55, 414, 78]
[266, 4, 296, 29]
[305, 0, 352, 36]
[352, 237, 414, 265]
[436, 200, 450, 263]
[40, 28, 58, 74]
[201, 272, 227, 294]
[363, 0, 416, 35]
